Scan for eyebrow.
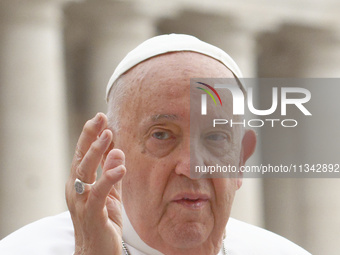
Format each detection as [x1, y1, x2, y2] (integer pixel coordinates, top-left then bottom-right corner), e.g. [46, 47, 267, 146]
[151, 114, 179, 122]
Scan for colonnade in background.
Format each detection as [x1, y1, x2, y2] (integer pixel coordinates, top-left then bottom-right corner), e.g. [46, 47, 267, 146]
[258, 25, 340, 255]
[0, 1, 339, 254]
[63, 0, 155, 152]
[0, 0, 68, 238]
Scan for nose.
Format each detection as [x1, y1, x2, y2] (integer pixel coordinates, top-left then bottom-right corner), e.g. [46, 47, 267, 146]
[175, 138, 206, 179]
[174, 141, 191, 178]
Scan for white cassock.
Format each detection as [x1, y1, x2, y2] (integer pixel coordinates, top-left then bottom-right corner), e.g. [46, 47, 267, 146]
[0, 210, 311, 255]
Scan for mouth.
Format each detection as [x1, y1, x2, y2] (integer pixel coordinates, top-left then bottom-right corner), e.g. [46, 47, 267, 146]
[172, 193, 209, 210]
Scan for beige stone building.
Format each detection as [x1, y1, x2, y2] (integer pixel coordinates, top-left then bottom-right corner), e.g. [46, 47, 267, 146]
[1, 0, 340, 254]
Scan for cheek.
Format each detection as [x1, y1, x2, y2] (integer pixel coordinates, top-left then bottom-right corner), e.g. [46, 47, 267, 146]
[122, 156, 174, 235]
[122, 153, 170, 208]
[212, 179, 237, 211]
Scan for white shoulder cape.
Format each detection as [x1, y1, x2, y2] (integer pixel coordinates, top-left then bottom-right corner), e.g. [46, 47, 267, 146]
[0, 211, 311, 255]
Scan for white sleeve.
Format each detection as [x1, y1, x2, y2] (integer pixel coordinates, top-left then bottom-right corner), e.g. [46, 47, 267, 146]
[225, 218, 312, 255]
[0, 212, 75, 255]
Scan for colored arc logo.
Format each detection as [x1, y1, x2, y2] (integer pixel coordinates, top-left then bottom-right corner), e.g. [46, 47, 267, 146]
[196, 82, 222, 106]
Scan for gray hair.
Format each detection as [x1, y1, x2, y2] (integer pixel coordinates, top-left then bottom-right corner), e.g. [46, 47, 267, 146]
[106, 74, 128, 132]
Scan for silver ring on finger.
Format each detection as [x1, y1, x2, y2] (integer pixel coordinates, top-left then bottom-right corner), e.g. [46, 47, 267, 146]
[74, 178, 96, 195]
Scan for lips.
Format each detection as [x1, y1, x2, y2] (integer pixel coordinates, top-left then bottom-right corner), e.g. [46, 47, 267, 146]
[172, 193, 209, 209]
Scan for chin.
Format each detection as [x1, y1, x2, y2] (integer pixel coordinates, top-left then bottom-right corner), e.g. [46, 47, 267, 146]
[162, 221, 212, 249]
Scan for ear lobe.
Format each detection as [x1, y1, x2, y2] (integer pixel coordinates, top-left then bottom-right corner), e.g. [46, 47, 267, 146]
[240, 129, 257, 166]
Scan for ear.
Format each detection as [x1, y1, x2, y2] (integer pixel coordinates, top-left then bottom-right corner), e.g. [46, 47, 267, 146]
[240, 129, 257, 166]
[237, 129, 257, 189]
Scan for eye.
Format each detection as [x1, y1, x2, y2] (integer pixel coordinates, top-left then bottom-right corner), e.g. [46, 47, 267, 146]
[205, 133, 229, 142]
[152, 131, 171, 140]
[146, 129, 177, 157]
[203, 132, 232, 156]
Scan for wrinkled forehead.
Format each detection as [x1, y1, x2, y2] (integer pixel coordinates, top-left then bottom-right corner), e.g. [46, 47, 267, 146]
[115, 53, 238, 121]
[106, 52, 239, 119]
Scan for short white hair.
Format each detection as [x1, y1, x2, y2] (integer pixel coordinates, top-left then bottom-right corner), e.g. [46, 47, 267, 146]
[106, 74, 128, 132]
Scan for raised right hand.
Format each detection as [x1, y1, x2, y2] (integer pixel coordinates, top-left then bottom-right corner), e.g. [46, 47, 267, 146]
[65, 113, 126, 255]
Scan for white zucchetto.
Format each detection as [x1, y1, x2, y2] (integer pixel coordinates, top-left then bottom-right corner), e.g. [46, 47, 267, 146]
[106, 33, 243, 101]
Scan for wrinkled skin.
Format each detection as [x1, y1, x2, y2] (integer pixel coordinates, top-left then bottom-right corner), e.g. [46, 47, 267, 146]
[66, 52, 256, 255]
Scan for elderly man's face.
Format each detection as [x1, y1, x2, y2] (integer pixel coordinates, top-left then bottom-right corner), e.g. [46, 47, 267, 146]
[111, 52, 255, 255]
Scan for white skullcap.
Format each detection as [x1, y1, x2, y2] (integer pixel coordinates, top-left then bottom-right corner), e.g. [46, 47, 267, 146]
[106, 33, 244, 101]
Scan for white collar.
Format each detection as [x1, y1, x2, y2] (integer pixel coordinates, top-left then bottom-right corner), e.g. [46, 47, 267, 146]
[124, 242, 148, 255]
[124, 242, 225, 255]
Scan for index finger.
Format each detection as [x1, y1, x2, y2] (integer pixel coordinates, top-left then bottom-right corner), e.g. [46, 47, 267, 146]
[70, 113, 107, 178]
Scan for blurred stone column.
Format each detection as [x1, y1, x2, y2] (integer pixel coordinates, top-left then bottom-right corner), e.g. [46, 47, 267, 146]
[258, 24, 340, 255]
[63, 0, 155, 152]
[158, 10, 264, 227]
[0, 0, 68, 238]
